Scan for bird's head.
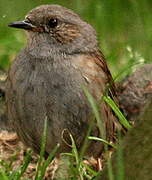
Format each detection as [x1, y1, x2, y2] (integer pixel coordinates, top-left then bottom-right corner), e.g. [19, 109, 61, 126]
[8, 5, 98, 56]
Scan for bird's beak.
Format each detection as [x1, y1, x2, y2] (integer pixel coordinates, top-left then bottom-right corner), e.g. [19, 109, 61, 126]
[8, 20, 36, 30]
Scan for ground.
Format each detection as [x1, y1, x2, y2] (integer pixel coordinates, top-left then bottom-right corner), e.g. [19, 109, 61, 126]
[0, 130, 59, 179]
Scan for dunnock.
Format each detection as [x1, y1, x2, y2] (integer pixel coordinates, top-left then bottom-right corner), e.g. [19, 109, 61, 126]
[6, 5, 118, 156]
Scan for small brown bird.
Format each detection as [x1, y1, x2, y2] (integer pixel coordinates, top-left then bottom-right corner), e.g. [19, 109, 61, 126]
[6, 5, 118, 156]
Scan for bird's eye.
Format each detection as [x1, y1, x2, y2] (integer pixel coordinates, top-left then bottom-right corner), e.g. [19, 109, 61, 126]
[48, 18, 58, 28]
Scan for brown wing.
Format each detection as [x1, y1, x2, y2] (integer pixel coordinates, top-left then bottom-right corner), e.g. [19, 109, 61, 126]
[89, 50, 121, 142]
[90, 50, 117, 101]
[72, 50, 122, 142]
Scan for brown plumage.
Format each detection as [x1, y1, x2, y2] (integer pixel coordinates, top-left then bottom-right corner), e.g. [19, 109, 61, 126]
[6, 5, 118, 157]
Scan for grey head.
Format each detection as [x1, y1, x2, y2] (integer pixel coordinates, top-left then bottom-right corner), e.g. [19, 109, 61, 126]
[8, 5, 98, 57]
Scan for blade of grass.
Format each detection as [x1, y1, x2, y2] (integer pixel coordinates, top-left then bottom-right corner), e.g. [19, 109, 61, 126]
[103, 96, 132, 129]
[81, 162, 98, 177]
[88, 136, 117, 149]
[69, 133, 84, 180]
[14, 149, 32, 180]
[70, 133, 79, 167]
[61, 153, 75, 157]
[82, 170, 92, 180]
[82, 86, 106, 140]
[113, 62, 140, 81]
[79, 116, 95, 162]
[38, 143, 60, 180]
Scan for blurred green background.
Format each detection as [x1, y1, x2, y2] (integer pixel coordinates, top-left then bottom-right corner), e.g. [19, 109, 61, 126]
[0, 0, 151, 79]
